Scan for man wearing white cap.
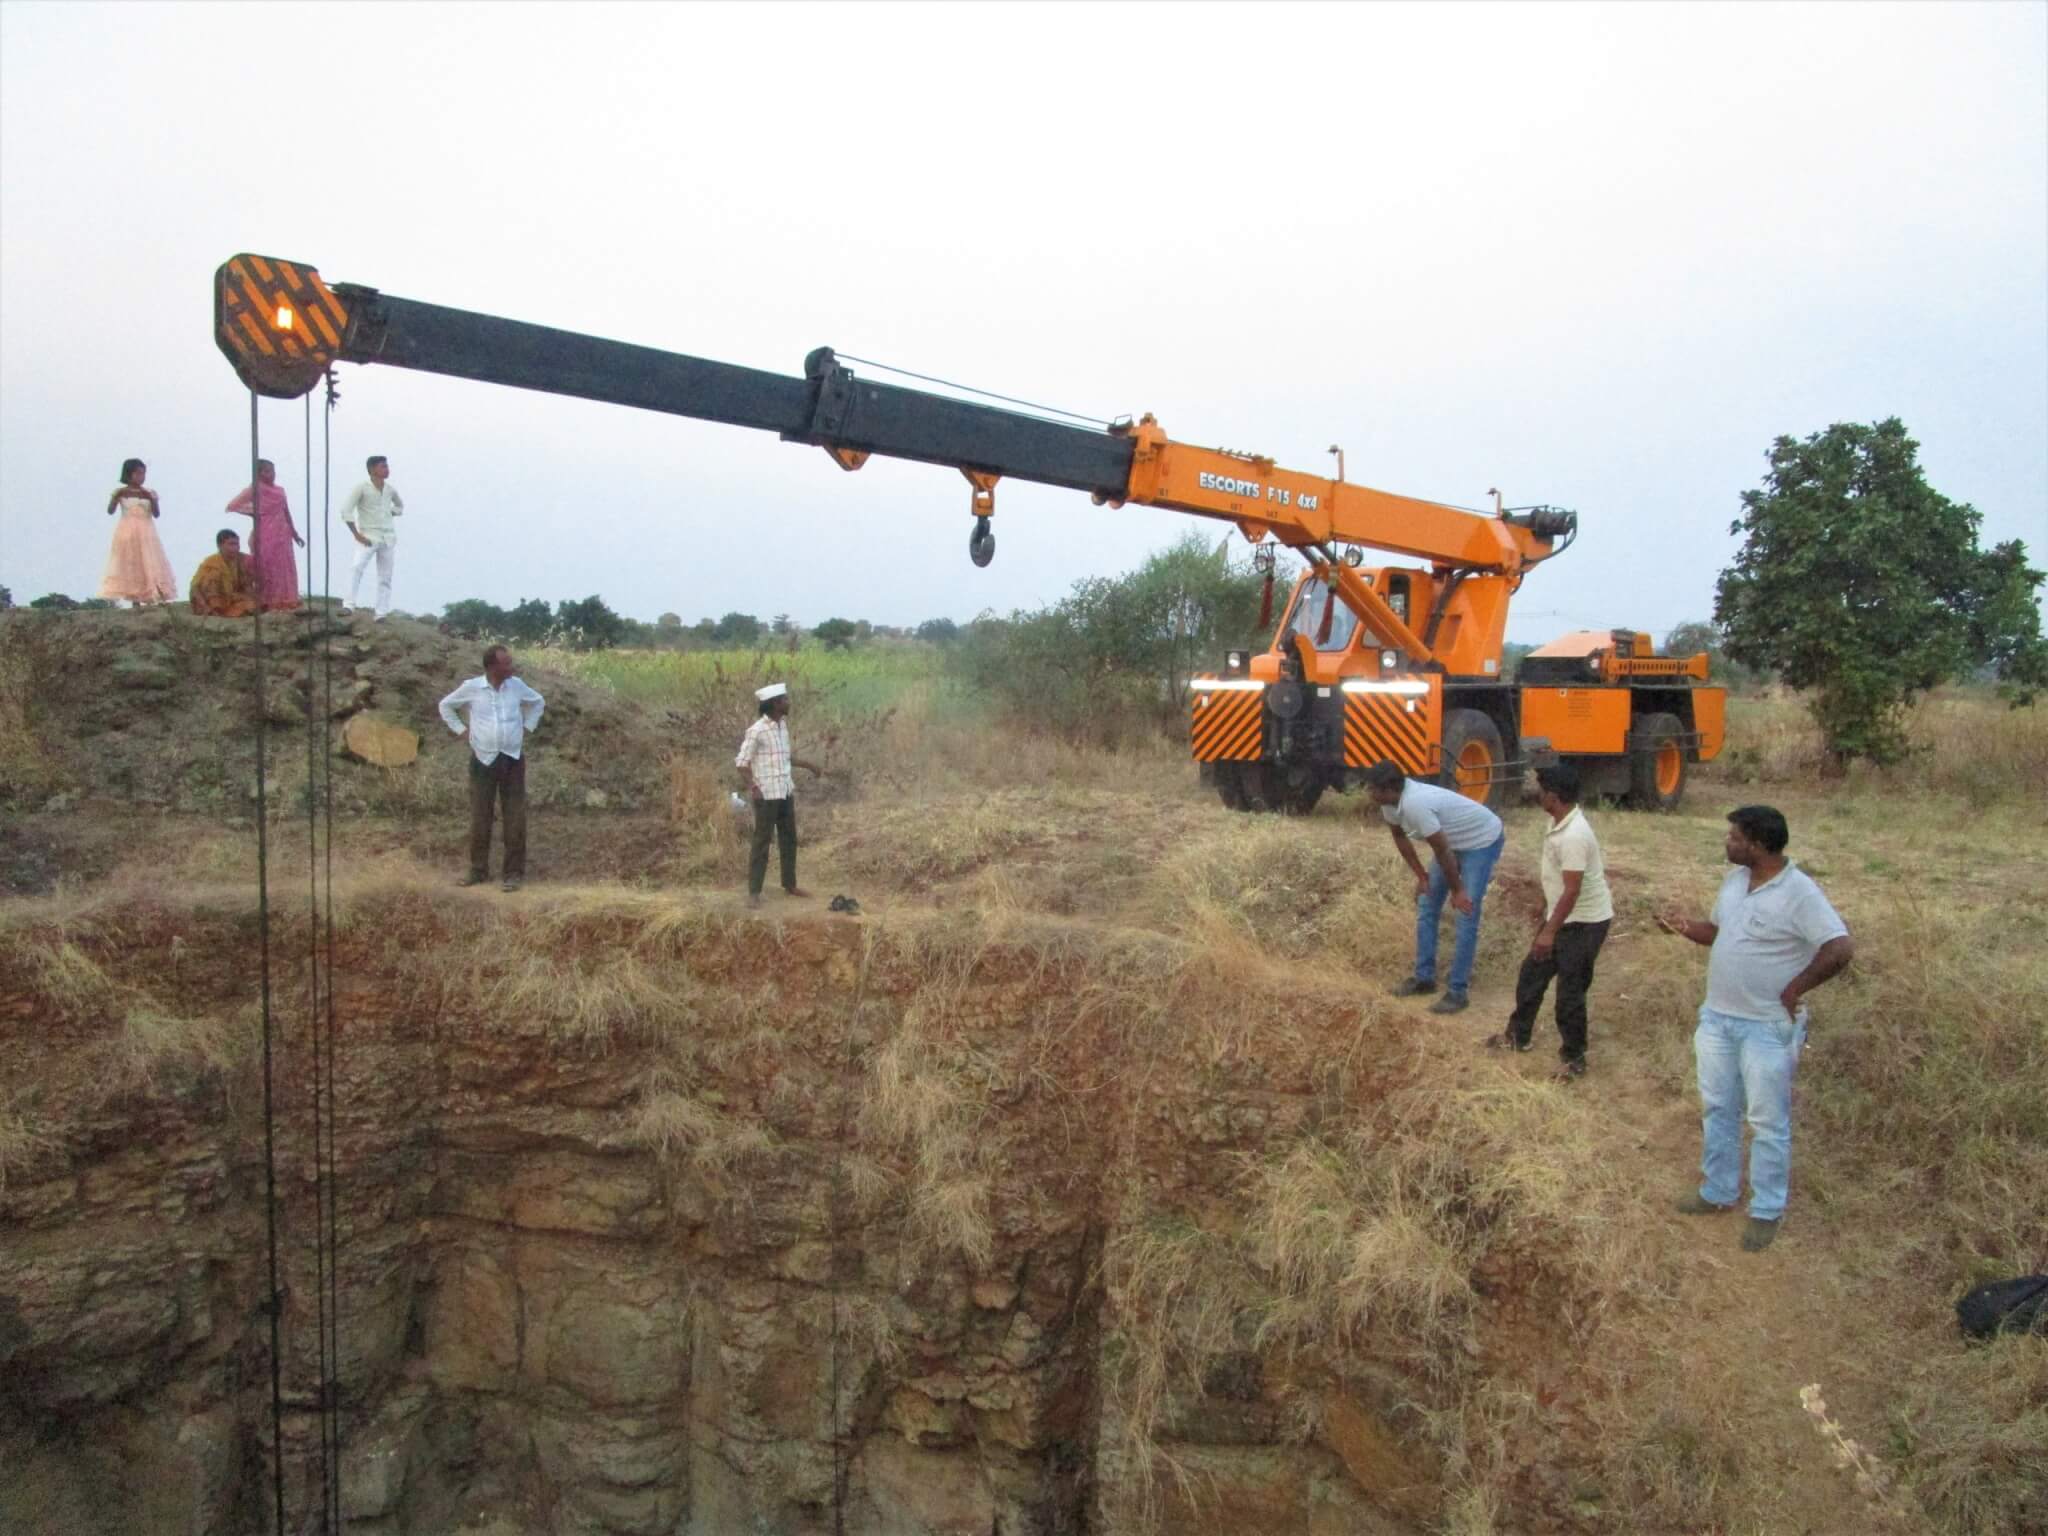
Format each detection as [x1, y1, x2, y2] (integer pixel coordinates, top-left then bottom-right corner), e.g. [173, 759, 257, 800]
[735, 683, 826, 908]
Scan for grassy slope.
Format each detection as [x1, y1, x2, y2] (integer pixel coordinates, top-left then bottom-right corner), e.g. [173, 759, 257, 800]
[2, 638, 2043, 1533]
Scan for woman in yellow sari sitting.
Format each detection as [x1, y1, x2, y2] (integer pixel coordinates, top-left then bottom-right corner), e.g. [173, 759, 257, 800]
[188, 529, 260, 617]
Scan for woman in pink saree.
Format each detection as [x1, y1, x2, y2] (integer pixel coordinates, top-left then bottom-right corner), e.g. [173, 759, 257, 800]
[224, 458, 304, 611]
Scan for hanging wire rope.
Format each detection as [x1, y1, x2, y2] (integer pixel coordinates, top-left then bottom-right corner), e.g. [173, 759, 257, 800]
[301, 397, 337, 1536]
[249, 392, 289, 1536]
[318, 374, 345, 1532]
[831, 353, 1113, 430]
[826, 936, 872, 1536]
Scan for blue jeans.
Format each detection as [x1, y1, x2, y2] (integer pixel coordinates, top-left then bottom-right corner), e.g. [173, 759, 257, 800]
[1414, 832, 1505, 994]
[1694, 1004, 1805, 1221]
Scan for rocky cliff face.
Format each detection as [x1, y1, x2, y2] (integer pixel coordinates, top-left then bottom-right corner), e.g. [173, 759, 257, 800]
[2, 892, 1497, 1536]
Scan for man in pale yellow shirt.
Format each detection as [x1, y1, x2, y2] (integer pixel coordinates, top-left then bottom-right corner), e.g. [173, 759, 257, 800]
[1489, 761, 1614, 1079]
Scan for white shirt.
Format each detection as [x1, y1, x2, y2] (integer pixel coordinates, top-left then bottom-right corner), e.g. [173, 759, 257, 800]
[1381, 779, 1504, 852]
[340, 479, 404, 542]
[1539, 805, 1613, 925]
[438, 675, 545, 764]
[1706, 863, 1849, 1021]
[736, 716, 794, 799]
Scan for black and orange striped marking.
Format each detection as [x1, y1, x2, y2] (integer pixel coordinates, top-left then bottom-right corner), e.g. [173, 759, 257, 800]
[214, 254, 351, 399]
[1342, 689, 1440, 774]
[1190, 686, 1264, 763]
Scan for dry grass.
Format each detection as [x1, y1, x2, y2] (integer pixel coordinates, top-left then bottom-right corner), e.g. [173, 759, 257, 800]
[630, 1070, 779, 1186]
[0, 613, 72, 805]
[1709, 686, 2048, 804]
[5, 666, 2044, 1533]
[860, 995, 1007, 1269]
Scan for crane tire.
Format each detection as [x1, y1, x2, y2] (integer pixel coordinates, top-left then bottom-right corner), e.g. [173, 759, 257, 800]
[1440, 708, 1507, 812]
[1627, 711, 1687, 812]
[1215, 763, 1253, 812]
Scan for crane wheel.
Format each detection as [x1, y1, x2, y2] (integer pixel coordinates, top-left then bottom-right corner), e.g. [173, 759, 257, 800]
[1627, 711, 1687, 812]
[969, 518, 996, 568]
[1441, 708, 1506, 812]
[1214, 763, 1254, 811]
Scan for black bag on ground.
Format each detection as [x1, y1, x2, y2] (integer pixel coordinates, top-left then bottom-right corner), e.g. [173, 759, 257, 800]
[1955, 1275, 2048, 1339]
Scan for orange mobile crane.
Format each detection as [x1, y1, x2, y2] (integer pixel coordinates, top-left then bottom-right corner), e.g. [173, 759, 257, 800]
[213, 254, 1723, 811]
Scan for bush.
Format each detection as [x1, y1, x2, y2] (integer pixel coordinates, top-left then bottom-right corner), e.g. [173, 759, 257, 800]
[949, 533, 1267, 746]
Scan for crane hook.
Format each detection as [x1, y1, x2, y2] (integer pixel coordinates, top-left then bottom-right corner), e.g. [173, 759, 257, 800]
[963, 470, 998, 567]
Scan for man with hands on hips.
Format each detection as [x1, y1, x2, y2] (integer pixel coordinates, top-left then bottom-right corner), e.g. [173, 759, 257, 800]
[1657, 805, 1853, 1252]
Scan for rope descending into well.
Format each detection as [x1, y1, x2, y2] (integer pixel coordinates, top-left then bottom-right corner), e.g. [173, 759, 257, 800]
[248, 390, 288, 1536]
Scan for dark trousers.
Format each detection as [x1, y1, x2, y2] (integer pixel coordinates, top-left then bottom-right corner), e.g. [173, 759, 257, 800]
[749, 795, 797, 896]
[1507, 919, 1611, 1063]
[468, 754, 527, 879]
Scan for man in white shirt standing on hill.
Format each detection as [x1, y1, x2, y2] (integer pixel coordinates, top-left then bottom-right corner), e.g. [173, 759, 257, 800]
[1491, 761, 1614, 1079]
[438, 645, 546, 893]
[735, 683, 827, 910]
[339, 454, 404, 620]
[1657, 805, 1854, 1252]
[1365, 758, 1508, 1015]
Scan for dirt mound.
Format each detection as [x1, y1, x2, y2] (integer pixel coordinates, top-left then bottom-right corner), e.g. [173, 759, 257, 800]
[0, 605, 674, 821]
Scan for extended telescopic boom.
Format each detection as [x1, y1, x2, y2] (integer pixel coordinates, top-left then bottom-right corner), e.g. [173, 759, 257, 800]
[214, 253, 1573, 662]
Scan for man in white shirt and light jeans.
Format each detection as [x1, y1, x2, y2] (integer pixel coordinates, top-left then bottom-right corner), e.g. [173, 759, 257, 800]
[735, 683, 825, 909]
[1492, 761, 1613, 1079]
[339, 455, 404, 620]
[438, 645, 546, 892]
[1365, 758, 1508, 1014]
[1657, 805, 1853, 1252]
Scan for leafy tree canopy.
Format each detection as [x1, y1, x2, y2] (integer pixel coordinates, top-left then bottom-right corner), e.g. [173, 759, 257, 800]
[552, 594, 629, 651]
[1714, 418, 2045, 764]
[812, 618, 858, 650]
[711, 611, 763, 646]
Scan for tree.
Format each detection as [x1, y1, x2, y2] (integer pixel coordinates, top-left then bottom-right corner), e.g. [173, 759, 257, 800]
[813, 618, 858, 650]
[505, 599, 556, 645]
[441, 598, 510, 638]
[915, 617, 959, 644]
[552, 594, 629, 651]
[657, 612, 682, 632]
[1663, 620, 1721, 663]
[28, 593, 78, 610]
[711, 611, 762, 647]
[1715, 419, 2046, 765]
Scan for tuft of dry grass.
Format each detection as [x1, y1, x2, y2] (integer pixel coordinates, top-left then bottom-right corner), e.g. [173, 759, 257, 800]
[480, 948, 700, 1048]
[630, 1073, 779, 1187]
[859, 995, 1014, 1270]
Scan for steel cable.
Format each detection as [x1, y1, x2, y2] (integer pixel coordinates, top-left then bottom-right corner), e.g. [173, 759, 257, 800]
[249, 391, 288, 1536]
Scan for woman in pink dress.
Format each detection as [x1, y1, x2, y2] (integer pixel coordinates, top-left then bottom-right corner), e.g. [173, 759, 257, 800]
[224, 458, 304, 611]
[98, 458, 178, 606]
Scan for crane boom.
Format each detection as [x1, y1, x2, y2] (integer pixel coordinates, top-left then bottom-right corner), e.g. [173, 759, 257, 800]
[212, 254, 1570, 623]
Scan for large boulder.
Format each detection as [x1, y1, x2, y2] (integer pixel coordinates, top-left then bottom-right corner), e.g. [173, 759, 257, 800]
[341, 711, 419, 767]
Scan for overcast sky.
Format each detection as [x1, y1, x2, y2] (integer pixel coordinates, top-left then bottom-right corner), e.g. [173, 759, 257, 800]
[3, 1, 2043, 644]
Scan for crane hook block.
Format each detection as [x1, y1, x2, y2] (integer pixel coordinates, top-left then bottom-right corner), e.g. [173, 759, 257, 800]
[214, 254, 351, 399]
[963, 469, 998, 565]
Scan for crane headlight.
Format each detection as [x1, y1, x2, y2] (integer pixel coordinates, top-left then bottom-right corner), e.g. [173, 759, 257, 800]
[1226, 650, 1247, 672]
[1381, 650, 1397, 671]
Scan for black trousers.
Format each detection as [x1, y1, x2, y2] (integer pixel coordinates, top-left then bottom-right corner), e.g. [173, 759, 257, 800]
[467, 754, 527, 879]
[1507, 919, 1611, 1063]
[749, 795, 797, 896]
